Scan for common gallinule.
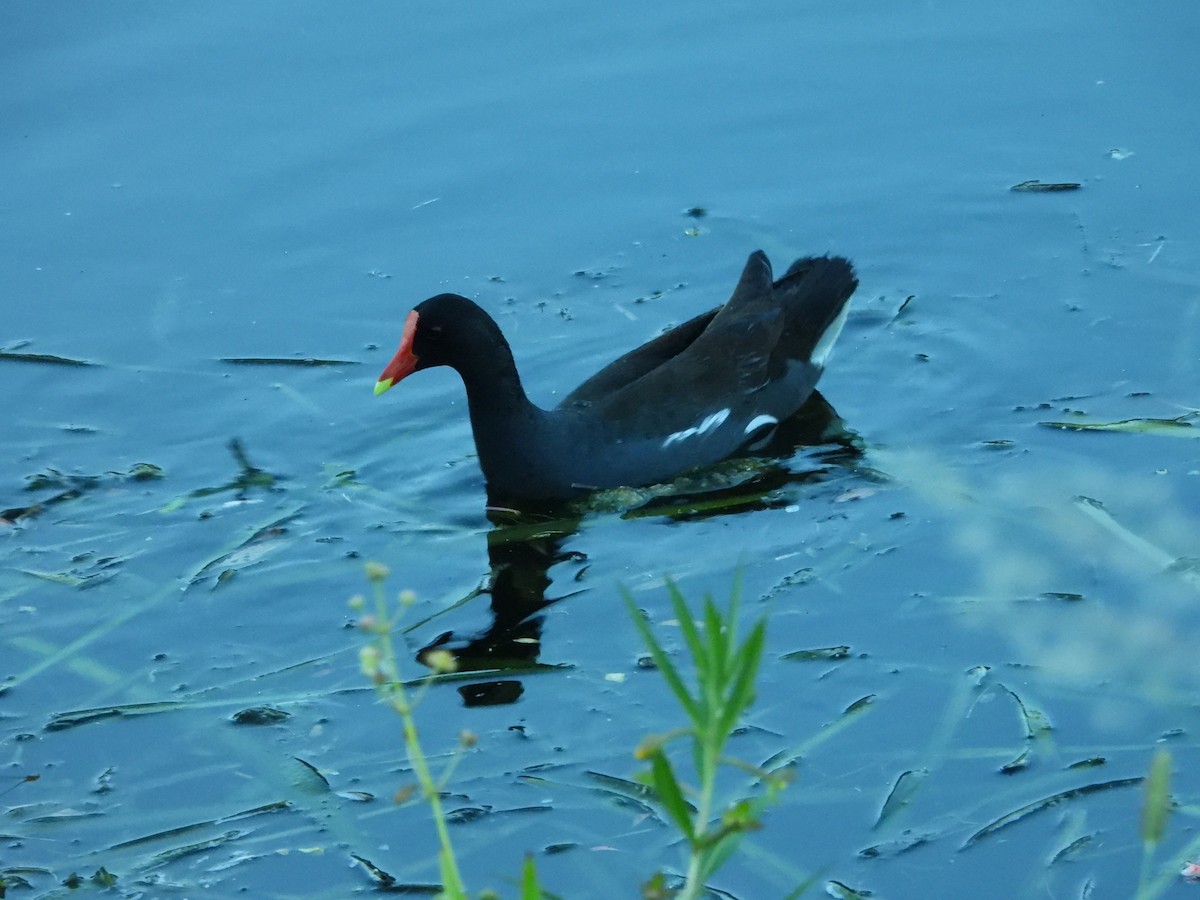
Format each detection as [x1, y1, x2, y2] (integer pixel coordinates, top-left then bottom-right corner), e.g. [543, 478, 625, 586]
[375, 250, 857, 500]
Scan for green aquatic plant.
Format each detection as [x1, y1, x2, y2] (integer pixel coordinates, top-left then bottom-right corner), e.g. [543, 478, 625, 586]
[624, 577, 794, 899]
[1137, 749, 1173, 899]
[356, 563, 504, 900]
[356, 565, 789, 899]
[1132, 749, 1200, 900]
[354, 563, 555, 900]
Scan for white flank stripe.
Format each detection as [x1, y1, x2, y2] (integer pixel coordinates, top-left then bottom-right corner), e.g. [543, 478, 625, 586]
[662, 408, 731, 448]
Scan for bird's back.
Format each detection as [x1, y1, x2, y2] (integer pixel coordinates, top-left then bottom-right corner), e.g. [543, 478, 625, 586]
[561, 252, 855, 434]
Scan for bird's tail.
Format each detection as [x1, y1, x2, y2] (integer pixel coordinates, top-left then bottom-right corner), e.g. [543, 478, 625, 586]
[775, 256, 857, 366]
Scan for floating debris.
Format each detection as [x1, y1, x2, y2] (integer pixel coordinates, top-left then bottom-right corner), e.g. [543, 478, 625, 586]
[220, 357, 358, 367]
[963, 777, 1143, 847]
[1040, 413, 1198, 438]
[1011, 180, 1082, 192]
[177, 438, 284, 505]
[3, 464, 165, 525]
[0, 348, 94, 367]
[187, 512, 299, 589]
[782, 645, 851, 662]
[875, 768, 928, 829]
[230, 706, 291, 726]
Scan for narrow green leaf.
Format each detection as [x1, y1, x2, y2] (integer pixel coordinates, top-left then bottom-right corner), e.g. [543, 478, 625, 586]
[667, 579, 710, 678]
[716, 620, 766, 738]
[699, 833, 745, 885]
[718, 573, 745, 689]
[438, 846, 467, 900]
[1141, 750, 1172, 846]
[641, 871, 671, 899]
[703, 593, 728, 686]
[519, 853, 541, 900]
[649, 749, 695, 844]
[622, 590, 700, 723]
[641, 634, 696, 722]
[691, 740, 707, 792]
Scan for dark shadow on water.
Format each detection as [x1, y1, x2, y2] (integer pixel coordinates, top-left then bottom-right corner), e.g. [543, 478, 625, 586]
[416, 391, 863, 706]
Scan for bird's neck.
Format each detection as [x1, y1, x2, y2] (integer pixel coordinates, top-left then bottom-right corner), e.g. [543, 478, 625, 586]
[454, 344, 554, 481]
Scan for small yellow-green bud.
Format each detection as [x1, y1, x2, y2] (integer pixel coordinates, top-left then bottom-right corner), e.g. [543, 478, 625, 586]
[358, 645, 381, 677]
[364, 561, 390, 583]
[634, 735, 664, 761]
[424, 649, 457, 674]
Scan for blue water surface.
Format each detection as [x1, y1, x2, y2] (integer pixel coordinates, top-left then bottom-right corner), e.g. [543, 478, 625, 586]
[3, 3, 1198, 898]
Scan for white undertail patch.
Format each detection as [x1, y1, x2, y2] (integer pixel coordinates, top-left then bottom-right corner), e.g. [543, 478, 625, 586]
[662, 408, 731, 448]
[810, 300, 850, 369]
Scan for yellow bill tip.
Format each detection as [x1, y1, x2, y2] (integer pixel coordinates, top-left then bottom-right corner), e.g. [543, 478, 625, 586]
[374, 378, 394, 397]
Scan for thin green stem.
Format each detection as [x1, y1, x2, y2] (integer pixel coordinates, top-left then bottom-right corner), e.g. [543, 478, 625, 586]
[679, 736, 721, 899]
[1135, 843, 1154, 900]
[366, 574, 468, 900]
[398, 711, 465, 898]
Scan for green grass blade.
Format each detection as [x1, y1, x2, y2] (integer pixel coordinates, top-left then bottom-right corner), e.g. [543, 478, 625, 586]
[702, 593, 728, 686]
[667, 579, 711, 680]
[649, 748, 696, 844]
[438, 846, 467, 900]
[699, 829, 748, 886]
[623, 590, 700, 723]
[717, 619, 766, 737]
[1141, 749, 1172, 845]
[519, 853, 541, 899]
